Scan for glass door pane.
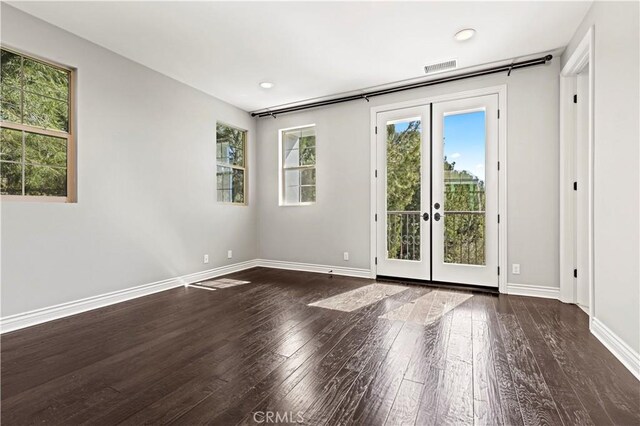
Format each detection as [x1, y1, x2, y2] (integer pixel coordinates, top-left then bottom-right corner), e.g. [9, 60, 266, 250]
[431, 94, 498, 287]
[442, 111, 486, 265]
[386, 117, 422, 261]
[376, 105, 430, 281]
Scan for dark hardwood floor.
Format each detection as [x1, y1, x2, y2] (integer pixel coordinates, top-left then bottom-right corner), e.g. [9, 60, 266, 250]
[2, 267, 639, 425]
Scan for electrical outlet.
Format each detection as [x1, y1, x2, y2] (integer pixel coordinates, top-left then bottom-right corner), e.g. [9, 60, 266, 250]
[512, 263, 520, 274]
[227, 250, 233, 259]
[343, 252, 349, 261]
[203, 254, 209, 264]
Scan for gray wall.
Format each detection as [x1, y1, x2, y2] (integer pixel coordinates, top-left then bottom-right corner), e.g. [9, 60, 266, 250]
[562, 1, 640, 353]
[1, 6, 257, 317]
[256, 60, 561, 288]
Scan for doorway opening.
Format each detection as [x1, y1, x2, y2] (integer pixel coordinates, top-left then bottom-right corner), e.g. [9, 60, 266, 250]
[373, 91, 502, 289]
[559, 26, 594, 320]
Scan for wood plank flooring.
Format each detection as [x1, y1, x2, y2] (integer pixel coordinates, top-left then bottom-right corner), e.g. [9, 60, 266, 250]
[2, 267, 639, 425]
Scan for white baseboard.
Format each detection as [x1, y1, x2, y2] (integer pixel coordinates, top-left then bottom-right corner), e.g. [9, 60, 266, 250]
[506, 283, 560, 299]
[0, 259, 259, 334]
[256, 259, 372, 279]
[3, 258, 638, 382]
[591, 318, 640, 380]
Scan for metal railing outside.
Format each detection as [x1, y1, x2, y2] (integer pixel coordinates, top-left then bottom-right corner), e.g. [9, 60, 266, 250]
[386, 210, 486, 264]
[386, 211, 421, 261]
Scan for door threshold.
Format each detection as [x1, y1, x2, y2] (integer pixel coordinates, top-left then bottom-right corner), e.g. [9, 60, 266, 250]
[375, 275, 499, 294]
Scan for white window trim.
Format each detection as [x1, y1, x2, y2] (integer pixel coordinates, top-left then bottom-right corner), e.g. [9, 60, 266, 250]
[216, 122, 248, 206]
[278, 123, 316, 206]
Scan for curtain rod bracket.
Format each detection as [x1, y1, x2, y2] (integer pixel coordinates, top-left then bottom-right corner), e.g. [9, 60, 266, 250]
[363, 95, 370, 102]
[507, 64, 514, 76]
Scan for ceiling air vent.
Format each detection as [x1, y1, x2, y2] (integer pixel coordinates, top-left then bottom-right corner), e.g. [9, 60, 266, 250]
[424, 59, 457, 75]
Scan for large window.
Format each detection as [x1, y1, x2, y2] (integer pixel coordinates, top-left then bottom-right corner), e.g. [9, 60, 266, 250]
[216, 122, 246, 204]
[280, 125, 316, 205]
[0, 48, 75, 201]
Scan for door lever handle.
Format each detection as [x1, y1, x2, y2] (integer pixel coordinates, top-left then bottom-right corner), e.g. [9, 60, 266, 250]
[434, 212, 443, 221]
[422, 212, 429, 221]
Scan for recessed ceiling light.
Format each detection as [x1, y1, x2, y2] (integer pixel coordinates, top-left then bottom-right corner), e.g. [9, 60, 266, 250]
[260, 82, 275, 89]
[454, 28, 476, 41]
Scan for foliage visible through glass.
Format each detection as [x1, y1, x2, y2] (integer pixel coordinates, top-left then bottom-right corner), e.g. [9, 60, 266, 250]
[1, 49, 70, 132]
[443, 111, 486, 265]
[0, 49, 71, 197]
[384, 112, 487, 265]
[25, 164, 66, 196]
[0, 127, 22, 162]
[216, 123, 246, 204]
[1, 124, 67, 196]
[282, 126, 316, 204]
[0, 161, 21, 195]
[386, 119, 422, 260]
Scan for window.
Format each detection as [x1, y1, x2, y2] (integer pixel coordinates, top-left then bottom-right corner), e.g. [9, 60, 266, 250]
[216, 122, 246, 204]
[0, 48, 75, 201]
[280, 125, 316, 205]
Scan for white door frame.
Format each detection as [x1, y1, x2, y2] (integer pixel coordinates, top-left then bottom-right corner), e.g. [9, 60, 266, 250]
[375, 106, 431, 280]
[432, 94, 500, 287]
[559, 27, 595, 324]
[369, 85, 508, 293]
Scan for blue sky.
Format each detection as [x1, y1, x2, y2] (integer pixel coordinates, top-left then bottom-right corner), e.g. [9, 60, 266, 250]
[391, 111, 486, 181]
[444, 110, 486, 181]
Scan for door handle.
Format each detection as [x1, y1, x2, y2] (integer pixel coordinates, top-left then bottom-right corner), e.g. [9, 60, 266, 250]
[434, 202, 441, 210]
[434, 212, 443, 221]
[422, 212, 429, 221]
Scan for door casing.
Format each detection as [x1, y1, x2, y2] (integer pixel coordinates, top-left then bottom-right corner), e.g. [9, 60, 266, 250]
[559, 26, 594, 325]
[369, 86, 508, 293]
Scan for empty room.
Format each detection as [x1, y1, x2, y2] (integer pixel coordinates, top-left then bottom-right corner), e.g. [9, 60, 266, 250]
[1, 1, 638, 425]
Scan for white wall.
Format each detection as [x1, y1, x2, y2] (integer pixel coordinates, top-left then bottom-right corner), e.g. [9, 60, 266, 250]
[562, 1, 640, 353]
[256, 59, 561, 289]
[0, 5, 257, 317]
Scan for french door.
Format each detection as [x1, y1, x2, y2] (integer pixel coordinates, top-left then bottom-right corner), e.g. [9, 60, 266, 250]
[376, 94, 499, 287]
[375, 106, 431, 279]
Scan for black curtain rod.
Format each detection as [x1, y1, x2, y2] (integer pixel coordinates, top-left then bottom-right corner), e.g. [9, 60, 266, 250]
[252, 54, 552, 118]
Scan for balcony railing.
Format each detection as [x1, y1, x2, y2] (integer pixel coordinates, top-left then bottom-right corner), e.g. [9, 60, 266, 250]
[386, 210, 486, 265]
[386, 211, 421, 261]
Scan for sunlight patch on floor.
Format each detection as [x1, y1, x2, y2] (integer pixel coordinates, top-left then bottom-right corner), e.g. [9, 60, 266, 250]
[308, 283, 408, 312]
[379, 289, 472, 325]
[190, 278, 251, 291]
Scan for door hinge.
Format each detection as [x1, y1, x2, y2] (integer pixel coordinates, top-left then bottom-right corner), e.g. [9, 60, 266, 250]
[375, 126, 378, 134]
[375, 169, 378, 178]
[497, 214, 500, 224]
[497, 109, 500, 119]
[497, 266, 500, 276]
[375, 213, 378, 222]
[497, 161, 500, 171]
[574, 268, 577, 278]
[375, 257, 378, 265]
[573, 181, 577, 191]
[573, 94, 577, 104]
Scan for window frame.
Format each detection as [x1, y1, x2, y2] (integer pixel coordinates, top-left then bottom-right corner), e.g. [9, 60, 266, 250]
[215, 121, 248, 206]
[0, 46, 76, 203]
[279, 124, 316, 206]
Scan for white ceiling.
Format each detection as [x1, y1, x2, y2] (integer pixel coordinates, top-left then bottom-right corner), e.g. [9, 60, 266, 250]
[8, 1, 592, 112]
